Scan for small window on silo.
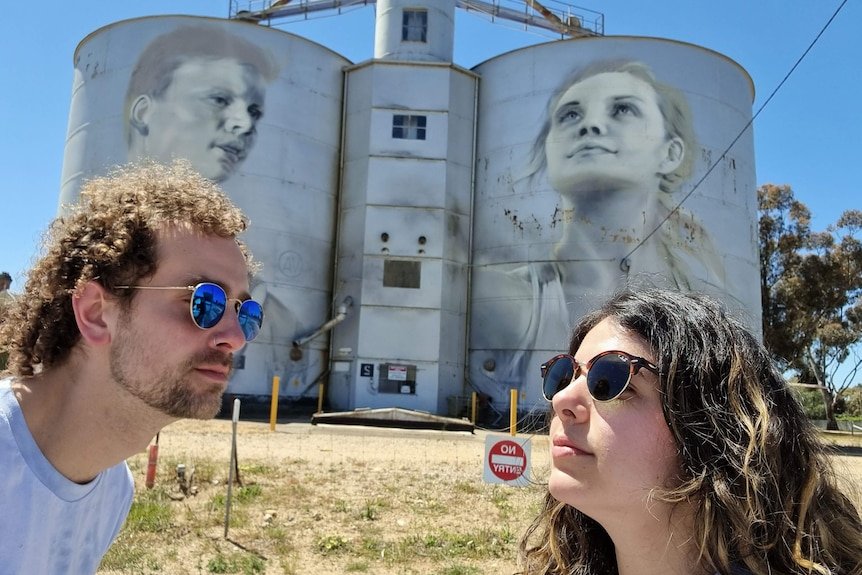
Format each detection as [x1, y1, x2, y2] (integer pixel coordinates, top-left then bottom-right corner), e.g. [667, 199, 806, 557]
[402, 9, 428, 42]
[383, 259, 421, 289]
[392, 114, 427, 140]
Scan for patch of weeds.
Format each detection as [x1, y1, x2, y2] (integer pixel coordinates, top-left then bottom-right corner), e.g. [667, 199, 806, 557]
[489, 486, 513, 516]
[397, 528, 513, 561]
[125, 490, 173, 532]
[278, 555, 299, 575]
[237, 553, 266, 575]
[240, 463, 274, 475]
[192, 459, 220, 483]
[383, 482, 401, 494]
[453, 480, 482, 495]
[360, 499, 380, 521]
[211, 493, 226, 511]
[346, 561, 370, 572]
[226, 506, 250, 528]
[334, 499, 350, 513]
[99, 535, 159, 572]
[208, 554, 230, 573]
[359, 535, 386, 556]
[265, 526, 296, 556]
[316, 534, 351, 556]
[235, 484, 264, 504]
[409, 498, 447, 515]
[435, 565, 483, 575]
[207, 550, 265, 574]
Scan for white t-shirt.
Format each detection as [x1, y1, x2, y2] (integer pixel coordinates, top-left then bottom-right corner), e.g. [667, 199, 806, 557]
[0, 380, 134, 574]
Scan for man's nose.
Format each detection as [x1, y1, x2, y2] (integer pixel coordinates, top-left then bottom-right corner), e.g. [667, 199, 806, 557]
[210, 307, 249, 352]
[225, 103, 255, 135]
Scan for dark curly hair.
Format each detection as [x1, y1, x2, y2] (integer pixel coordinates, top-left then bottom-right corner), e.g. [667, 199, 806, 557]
[0, 160, 252, 377]
[519, 288, 862, 575]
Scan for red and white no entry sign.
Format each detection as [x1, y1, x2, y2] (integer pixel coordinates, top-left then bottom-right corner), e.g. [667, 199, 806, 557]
[483, 436, 531, 486]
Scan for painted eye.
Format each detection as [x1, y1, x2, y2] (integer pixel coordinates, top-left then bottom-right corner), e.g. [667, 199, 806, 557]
[556, 107, 581, 124]
[613, 102, 638, 117]
[209, 94, 231, 107]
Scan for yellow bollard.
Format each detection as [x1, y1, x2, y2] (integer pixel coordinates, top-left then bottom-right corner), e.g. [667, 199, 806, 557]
[317, 382, 325, 414]
[269, 376, 279, 431]
[471, 391, 477, 424]
[510, 388, 517, 436]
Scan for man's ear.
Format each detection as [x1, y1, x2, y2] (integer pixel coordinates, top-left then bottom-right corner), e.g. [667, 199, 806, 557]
[72, 281, 117, 347]
[658, 136, 684, 175]
[129, 95, 152, 137]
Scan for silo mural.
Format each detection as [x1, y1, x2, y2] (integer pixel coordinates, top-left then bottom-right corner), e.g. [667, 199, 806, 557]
[469, 37, 759, 413]
[59, 16, 350, 401]
[123, 25, 276, 184]
[59, 10, 761, 422]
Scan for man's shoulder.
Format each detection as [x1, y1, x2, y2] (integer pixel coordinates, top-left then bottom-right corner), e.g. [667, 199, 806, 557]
[0, 458, 135, 573]
[0, 379, 16, 412]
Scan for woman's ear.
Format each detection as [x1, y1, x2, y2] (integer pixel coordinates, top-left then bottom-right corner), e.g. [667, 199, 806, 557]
[72, 281, 116, 347]
[658, 136, 684, 175]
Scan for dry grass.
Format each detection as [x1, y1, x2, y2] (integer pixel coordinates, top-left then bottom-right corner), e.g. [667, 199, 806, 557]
[97, 418, 549, 575]
[97, 418, 862, 575]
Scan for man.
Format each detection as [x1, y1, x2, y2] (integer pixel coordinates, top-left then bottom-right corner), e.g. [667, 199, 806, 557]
[125, 24, 277, 183]
[0, 271, 13, 303]
[0, 271, 13, 313]
[0, 160, 263, 573]
[0, 271, 13, 370]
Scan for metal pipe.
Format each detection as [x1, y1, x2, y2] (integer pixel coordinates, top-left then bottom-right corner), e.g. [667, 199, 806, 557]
[292, 296, 354, 347]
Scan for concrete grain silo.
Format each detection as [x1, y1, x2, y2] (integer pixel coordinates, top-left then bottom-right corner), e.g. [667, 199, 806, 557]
[468, 36, 758, 411]
[58, 3, 760, 424]
[59, 15, 350, 403]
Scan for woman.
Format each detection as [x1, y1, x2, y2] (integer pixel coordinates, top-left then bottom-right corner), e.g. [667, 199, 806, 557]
[525, 59, 723, 292]
[520, 287, 862, 575]
[472, 61, 723, 398]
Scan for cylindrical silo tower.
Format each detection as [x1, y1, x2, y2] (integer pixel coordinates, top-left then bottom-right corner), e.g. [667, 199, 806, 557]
[59, 15, 350, 403]
[374, 0, 456, 62]
[468, 36, 759, 413]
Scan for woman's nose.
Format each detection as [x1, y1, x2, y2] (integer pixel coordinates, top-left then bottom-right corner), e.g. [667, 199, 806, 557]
[552, 374, 591, 423]
[578, 124, 603, 137]
[576, 109, 606, 137]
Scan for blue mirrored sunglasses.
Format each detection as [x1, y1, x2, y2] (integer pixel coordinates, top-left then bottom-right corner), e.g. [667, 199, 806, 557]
[116, 282, 263, 342]
[540, 350, 659, 402]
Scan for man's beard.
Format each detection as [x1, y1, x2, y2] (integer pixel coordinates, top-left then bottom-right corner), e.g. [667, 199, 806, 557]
[110, 319, 233, 419]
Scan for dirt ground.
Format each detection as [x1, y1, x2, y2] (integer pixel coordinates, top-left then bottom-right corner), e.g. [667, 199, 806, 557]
[148, 416, 862, 505]
[104, 416, 552, 574]
[102, 416, 862, 575]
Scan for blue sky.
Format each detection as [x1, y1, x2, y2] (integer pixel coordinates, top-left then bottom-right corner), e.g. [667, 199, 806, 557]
[1, 0, 857, 290]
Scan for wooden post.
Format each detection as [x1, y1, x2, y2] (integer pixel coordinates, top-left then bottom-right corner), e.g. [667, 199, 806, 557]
[269, 376, 279, 431]
[510, 389, 517, 436]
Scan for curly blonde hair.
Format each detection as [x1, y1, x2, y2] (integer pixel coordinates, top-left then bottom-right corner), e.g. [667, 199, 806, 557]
[0, 160, 252, 377]
[520, 288, 862, 575]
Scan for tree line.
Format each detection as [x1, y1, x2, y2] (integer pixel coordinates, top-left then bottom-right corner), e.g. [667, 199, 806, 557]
[758, 184, 862, 428]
